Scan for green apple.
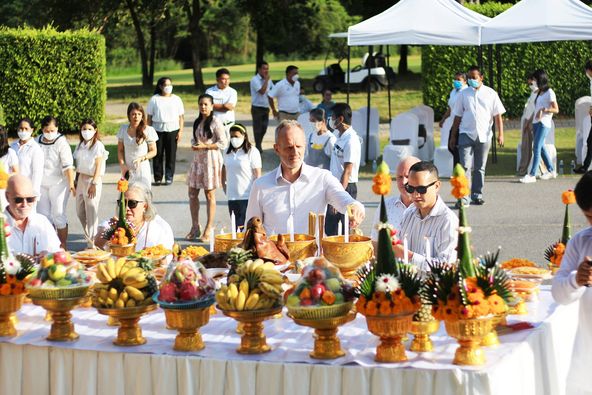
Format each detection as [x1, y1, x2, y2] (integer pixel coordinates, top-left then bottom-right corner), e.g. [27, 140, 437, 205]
[56, 278, 72, 287]
[48, 264, 67, 282]
[286, 294, 300, 307]
[325, 278, 341, 292]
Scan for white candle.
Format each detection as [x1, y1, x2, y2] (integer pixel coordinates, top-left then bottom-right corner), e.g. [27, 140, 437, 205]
[344, 210, 349, 243]
[210, 228, 215, 252]
[288, 214, 295, 242]
[219, 227, 224, 235]
[231, 211, 236, 240]
[315, 218, 320, 256]
[425, 236, 431, 261]
[337, 221, 342, 237]
[403, 235, 409, 265]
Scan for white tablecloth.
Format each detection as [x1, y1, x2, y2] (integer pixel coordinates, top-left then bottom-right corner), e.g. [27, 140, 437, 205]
[0, 287, 578, 395]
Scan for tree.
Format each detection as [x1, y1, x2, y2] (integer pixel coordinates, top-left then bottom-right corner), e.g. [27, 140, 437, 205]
[179, 0, 206, 90]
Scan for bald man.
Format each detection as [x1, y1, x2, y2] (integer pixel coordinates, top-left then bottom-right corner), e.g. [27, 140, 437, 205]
[370, 156, 420, 241]
[4, 175, 60, 255]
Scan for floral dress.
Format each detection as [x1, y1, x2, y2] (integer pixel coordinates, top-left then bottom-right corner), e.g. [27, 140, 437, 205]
[187, 116, 227, 190]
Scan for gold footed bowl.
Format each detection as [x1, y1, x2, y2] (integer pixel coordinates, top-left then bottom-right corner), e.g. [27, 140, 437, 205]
[445, 316, 493, 366]
[214, 233, 244, 253]
[0, 294, 25, 337]
[270, 234, 317, 261]
[220, 306, 283, 354]
[108, 242, 136, 258]
[97, 304, 157, 346]
[365, 312, 414, 362]
[290, 311, 356, 359]
[32, 297, 86, 341]
[481, 312, 508, 347]
[321, 235, 373, 280]
[163, 307, 211, 352]
[409, 320, 440, 352]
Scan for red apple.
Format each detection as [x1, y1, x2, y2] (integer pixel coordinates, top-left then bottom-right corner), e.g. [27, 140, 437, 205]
[311, 283, 326, 300]
[300, 298, 313, 306]
[53, 251, 69, 264]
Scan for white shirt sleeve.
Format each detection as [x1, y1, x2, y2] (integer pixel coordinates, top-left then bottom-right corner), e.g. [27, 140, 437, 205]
[229, 89, 238, 105]
[117, 125, 127, 141]
[176, 95, 185, 115]
[324, 134, 337, 157]
[58, 138, 74, 171]
[268, 81, 280, 98]
[146, 96, 156, 116]
[251, 76, 263, 94]
[492, 92, 506, 117]
[552, 236, 586, 305]
[451, 92, 465, 118]
[7, 149, 18, 172]
[549, 89, 557, 104]
[145, 126, 159, 143]
[343, 136, 361, 165]
[249, 148, 262, 169]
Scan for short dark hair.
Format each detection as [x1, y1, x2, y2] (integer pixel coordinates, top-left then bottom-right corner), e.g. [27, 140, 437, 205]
[585, 60, 592, 72]
[468, 65, 482, 77]
[18, 117, 35, 130]
[216, 68, 230, 78]
[309, 108, 325, 122]
[454, 71, 467, 81]
[532, 69, 550, 93]
[331, 102, 352, 124]
[256, 61, 268, 70]
[409, 161, 439, 179]
[286, 65, 298, 74]
[41, 116, 58, 129]
[575, 171, 592, 211]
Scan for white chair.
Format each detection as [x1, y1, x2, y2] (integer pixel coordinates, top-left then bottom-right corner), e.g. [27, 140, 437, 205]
[516, 120, 557, 176]
[382, 112, 420, 174]
[575, 96, 591, 164]
[351, 107, 380, 163]
[410, 105, 435, 161]
[433, 117, 454, 177]
[582, 116, 591, 169]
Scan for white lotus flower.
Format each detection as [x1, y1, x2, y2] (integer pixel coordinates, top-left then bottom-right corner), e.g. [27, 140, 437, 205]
[375, 274, 400, 293]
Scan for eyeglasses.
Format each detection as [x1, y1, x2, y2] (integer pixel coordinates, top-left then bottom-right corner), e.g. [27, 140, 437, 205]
[404, 181, 438, 195]
[13, 196, 36, 204]
[117, 199, 144, 209]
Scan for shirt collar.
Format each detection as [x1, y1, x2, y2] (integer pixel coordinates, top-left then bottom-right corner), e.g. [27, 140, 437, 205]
[412, 195, 448, 219]
[339, 127, 355, 139]
[274, 162, 311, 184]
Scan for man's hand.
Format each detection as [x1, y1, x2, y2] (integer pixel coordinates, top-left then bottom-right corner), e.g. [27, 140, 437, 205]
[348, 204, 365, 228]
[497, 133, 504, 147]
[88, 184, 96, 199]
[448, 130, 457, 153]
[273, 109, 279, 119]
[575, 258, 592, 287]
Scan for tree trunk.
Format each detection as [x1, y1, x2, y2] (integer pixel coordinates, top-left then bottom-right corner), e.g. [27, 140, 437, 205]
[398, 45, 408, 75]
[149, 19, 156, 85]
[186, 0, 205, 90]
[125, 0, 152, 88]
[255, 29, 265, 74]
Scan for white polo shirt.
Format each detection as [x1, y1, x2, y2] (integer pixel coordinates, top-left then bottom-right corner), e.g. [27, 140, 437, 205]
[330, 127, 361, 184]
[11, 139, 44, 197]
[73, 140, 109, 177]
[146, 94, 185, 132]
[533, 88, 557, 128]
[5, 208, 61, 255]
[224, 147, 262, 201]
[452, 84, 506, 143]
[205, 85, 238, 124]
[250, 74, 274, 108]
[268, 78, 300, 113]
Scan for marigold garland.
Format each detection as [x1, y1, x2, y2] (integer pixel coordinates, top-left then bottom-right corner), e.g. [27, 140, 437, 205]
[561, 190, 576, 205]
[372, 162, 391, 196]
[0, 168, 8, 190]
[117, 178, 129, 193]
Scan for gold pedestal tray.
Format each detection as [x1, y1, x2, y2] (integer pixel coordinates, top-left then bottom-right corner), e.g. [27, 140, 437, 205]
[32, 297, 86, 341]
[220, 306, 283, 354]
[108, 242, 136, 258]
[214, 233, 244, 253]
[481, 313, 507, 347]
[321, 235, 373, 280]
[409, 320, 440, 352]
[365, 312, 413, 362]
[445, 316, 493, 366]
[270, 234, 317, 261]
[0, 294, 25, 337]
[163, 307, 211, 352]
[290, 311, 356, 359]
[97, 304, 157, 346]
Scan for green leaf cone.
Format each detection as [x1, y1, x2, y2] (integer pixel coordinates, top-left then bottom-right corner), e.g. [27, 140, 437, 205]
[117, 191, 127, 229]
[376, 195, 398, 277]
[0, 216, 9, 260]
[561, 204, 571, 245]
[457, 204, 475, 278]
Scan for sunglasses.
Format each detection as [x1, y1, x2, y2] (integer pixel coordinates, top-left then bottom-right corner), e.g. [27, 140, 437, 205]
[404, 181, 438, 195]
[117, 199, 144, 209]
[13, 196, 36, 204]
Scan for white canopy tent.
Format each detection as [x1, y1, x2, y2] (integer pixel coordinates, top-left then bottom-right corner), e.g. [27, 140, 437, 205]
[347, 0, 490, 46]
[481, 0, 592, 44]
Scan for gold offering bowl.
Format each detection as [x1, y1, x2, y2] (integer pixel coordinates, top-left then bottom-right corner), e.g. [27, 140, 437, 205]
[321, 235, 373, 280]
[409, 320, 440, 353]
[445, 316, 493, 366]
[270, 234, 317, 261]
[97, 304, 157, 346]
[214, 233, 244, 253]
[481, 312, 508, 347]
[0, 294, 25, 337]
[365, 312, 414, 363]
[220, 306, 283, 354]
[163, 307, 211, 352]
[108, 243, 136, 258]
[508, 299, 528, 315]
[32, 297, 86, 341]
[290, 311, 356, 359]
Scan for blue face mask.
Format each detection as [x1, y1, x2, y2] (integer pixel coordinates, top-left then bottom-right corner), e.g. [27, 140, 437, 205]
[453, 80, 463, 90]
[468, 79, 480, 89]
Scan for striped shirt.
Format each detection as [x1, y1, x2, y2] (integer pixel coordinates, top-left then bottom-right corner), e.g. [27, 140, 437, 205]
[398, 196, 459, 270]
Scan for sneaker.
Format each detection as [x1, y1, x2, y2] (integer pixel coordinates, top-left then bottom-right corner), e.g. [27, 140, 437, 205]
[519, 175, 536, 184]
[574, 166, 588, 174]
[471, 198, 485, 206]
[152, 180, 162, 186]
[540, 171, 557, 180]
[165, 179, 173, 185]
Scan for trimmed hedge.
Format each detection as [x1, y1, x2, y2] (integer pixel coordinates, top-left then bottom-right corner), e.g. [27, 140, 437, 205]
[0, 27, 106, 132]
[422, 2, 592, 118]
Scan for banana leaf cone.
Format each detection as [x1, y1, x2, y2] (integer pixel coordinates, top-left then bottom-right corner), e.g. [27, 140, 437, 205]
[0, 216, 8, 260]
[376, 195, 398, 277]
[457, 203, 475, 278]
[561, 204, 571, 245]
[117, 191, 127, 229]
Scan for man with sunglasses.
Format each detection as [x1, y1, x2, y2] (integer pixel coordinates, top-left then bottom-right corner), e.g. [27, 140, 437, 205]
[394, 162, 458, 269]
[4, 175, 60, 255]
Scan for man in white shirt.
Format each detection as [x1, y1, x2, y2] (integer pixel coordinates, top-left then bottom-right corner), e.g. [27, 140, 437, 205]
[268, 65, 300, 121]
[439, 72, 467, 165]
[552, 171, 592, 394]
[326, 103, 362, 236]
[449, 66, 505, 207]
[394, 162, 459, 270]
[246, 120, 365, 235]
[4, 175, 60, 256]
[370, 155, 420, 241]
[205, 68, 238, 128]
[250, 61, 277, 152]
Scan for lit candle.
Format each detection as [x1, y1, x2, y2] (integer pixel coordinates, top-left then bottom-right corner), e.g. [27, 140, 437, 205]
[344, 210, 349, 243]
[288, 214, 295, 242]
[337, 220, 342, 237]
[403, 234, 409, 265]
[231, 211, 236, 240]
[210, 228, 215, 252]
[425, 236, 431, 261]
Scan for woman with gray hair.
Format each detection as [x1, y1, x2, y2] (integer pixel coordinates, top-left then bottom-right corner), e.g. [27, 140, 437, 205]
[95, 181, 174, 253]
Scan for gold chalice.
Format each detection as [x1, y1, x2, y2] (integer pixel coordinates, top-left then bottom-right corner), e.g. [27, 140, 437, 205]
[214, 233, 244, 253]
[365, 312, 414, 362]
[0, 294, 25, 337]
[32, 297, 86, 341]
[163, 307, 211, 351]
[220, 306, 283, 354]
[445, 316, 493, 366]
[409, 320, 440, 352]
[108, 242, 136, 258]
[290, 311, 356, 359]
[321, 235, 373, 280]
[97, 304, 157, 346]
[481, 312, 508, 347]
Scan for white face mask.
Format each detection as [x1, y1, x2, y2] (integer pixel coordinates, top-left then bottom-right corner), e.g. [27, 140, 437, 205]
[328, 117, 339, 130]
[529, 82, 538, 92]
[17, 131, 32, 141]
[292, 74, 299, 82]
[43, 131, 58, 141]
[230, 137, 245, 149]
[163, 85, 173, 95]
[81, 129, 96, 141]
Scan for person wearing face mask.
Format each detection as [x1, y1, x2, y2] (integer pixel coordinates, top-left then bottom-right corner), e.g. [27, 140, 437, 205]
[73, 119, 108, 247]
[147, 77, 185, 186]
[518, 73, 547, 177]
[268, 65, 301, 121]
[206, 68, 237, 143]
[304, 108, 335, 170]
[439, 72, 467, 165]
[449, 66, 505, 207]
[221, 123, 261, 230]
[316, 89, 335, 124]
[575, 60, 592, 174]
[37, 116, 75, 249]
[11, 118, 44, 198]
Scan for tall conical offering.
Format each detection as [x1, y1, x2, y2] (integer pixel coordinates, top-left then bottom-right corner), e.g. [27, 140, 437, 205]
[372, 161, 397, 276]
[561, 190, 575, 245]
[102, 178, 137, 255]
[450, 164, 474, 277]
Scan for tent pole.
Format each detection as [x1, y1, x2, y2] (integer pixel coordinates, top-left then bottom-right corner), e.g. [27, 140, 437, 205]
[488, 44, 497, 164]
[496, 44, 503, 103]
[365, 45, 372, 165]
[478, 46, 483, 72]
[386, 45, 392, 121]
[347, 46, 351, 105]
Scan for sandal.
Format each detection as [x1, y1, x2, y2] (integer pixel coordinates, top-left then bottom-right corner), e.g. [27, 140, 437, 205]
[198, 228, 212, 243]
[185, 226, 201, 240]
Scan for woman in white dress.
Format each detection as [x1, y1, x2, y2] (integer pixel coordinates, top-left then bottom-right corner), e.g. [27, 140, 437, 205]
[117, 102, 158, 188]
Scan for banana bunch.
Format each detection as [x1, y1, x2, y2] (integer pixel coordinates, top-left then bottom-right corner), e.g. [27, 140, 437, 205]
[216, 259, 284, 311]
[93, 258, 157, 308]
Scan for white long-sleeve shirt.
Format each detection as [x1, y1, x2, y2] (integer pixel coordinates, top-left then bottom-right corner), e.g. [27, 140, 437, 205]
[551, 226, 592, 392]
[246, 163, 364, 234]
[11, 139, 44, 196]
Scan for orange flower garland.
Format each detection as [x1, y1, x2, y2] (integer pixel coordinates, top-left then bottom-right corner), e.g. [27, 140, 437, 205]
[117, 178, 129, 193]
[450, 173, 470, 199]
[372, 162, 391, 196]
[561, 190, 576, 205]
[0, 167, 8, 190]
[355, 289, 420, 316]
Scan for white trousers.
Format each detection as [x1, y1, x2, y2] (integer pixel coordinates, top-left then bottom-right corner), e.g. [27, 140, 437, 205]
[38, 179, 69, 229]
[76, 174, 102, 245]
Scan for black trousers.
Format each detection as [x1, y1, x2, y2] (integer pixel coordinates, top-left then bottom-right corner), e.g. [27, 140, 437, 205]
[251, 106, 269, 151]
[325, 183, 357, 236]
[153, 130, 179, 182]
[228, 200, 248, 231]
[582, 118, 592, 169]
